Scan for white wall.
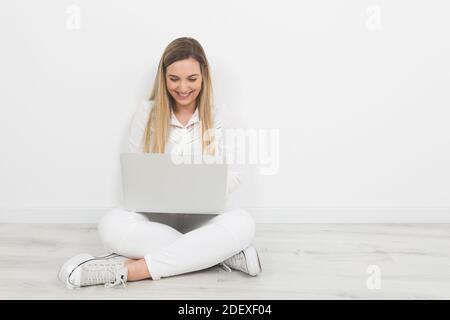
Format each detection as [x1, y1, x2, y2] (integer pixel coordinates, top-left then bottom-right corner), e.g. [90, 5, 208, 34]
[1, 0, 449, 223]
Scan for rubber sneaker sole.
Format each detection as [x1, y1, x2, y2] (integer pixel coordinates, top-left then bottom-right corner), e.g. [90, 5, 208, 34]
[243, 246, 262, 276]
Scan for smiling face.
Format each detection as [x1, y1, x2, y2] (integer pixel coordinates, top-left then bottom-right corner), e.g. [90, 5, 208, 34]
[166, 57, 203, 110]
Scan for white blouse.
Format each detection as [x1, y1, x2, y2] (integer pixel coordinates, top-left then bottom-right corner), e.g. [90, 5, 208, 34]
[127, 100, 241, 195]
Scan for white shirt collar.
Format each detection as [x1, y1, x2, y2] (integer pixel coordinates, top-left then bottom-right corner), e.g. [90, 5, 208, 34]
[170, 107, 200, 128]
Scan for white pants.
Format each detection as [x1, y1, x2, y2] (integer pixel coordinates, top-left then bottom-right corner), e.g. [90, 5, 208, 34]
[97, 206, 256, 280]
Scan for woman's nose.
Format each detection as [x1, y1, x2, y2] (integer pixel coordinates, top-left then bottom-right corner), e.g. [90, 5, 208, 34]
[178, 82, 190, 92]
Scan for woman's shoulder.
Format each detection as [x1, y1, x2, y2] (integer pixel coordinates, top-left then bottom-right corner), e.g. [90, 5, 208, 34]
[135, 99, 154, 120]
[130, 99, 154, 130]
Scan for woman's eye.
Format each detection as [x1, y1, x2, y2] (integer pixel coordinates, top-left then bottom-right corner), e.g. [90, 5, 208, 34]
[169, 78, 197, 82]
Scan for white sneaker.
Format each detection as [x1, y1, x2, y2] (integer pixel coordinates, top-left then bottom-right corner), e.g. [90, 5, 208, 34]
[220, 245, 262, 276]
[58, 253, 129, 289]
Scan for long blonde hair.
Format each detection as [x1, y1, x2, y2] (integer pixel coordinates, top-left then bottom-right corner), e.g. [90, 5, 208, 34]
[143, 37, 216, 155]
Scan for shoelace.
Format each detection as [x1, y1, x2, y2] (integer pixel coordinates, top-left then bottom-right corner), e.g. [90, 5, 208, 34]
[220, 262, 232, 272]
[104, 272, 127, 289]
[82, 262, 127, 288]
[220, 251, 247, 273]
[232, 252, 246, 271]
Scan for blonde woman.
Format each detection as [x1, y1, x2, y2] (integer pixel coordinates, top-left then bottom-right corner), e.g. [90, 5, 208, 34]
[58, 37, 262, 289]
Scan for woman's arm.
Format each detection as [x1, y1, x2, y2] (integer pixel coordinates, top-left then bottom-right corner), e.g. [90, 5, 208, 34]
[214, 105, 243, 195]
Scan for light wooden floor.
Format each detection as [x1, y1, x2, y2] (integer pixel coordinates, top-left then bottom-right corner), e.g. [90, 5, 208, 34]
[0, 223, 449, 299]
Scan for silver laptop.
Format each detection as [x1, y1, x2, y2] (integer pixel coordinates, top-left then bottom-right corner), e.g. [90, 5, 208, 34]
[120, 152, 228, 214]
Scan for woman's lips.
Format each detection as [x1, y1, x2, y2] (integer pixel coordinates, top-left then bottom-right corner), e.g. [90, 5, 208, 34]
[176, 91, 192, 99]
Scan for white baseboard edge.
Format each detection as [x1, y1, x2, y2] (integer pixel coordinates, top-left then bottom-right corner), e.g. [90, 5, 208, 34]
[1, 206, 449, 223]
